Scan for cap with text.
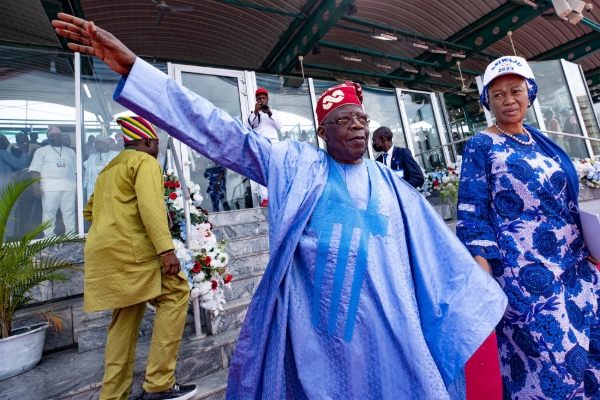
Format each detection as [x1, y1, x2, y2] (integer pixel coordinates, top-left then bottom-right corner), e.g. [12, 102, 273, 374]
[480, 56, 537, 111]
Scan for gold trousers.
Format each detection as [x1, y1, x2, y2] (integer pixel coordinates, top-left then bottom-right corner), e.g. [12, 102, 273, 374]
[99, 270, 189, 400]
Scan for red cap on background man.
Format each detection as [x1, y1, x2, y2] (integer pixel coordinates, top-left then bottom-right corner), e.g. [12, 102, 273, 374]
[256, 88, 268, 97]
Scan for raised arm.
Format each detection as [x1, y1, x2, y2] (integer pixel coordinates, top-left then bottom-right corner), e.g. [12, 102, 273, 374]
[52, 13, 271, 186]
[113, 58, 271, 185]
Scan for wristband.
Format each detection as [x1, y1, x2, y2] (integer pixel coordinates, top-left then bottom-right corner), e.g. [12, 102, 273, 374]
[160, 250, 175, 256]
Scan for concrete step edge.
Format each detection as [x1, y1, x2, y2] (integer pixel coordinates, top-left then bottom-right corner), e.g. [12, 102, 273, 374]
[221, 295, 252, 312]
[231, 270, 264, 282]
[43, 329, 239, 400]
[228, 249, 270, 261]
[74, 308, 153, 334]
[211, 219, 268, 230]
[190, 368, 229, 399]
[225, 233, 269, 244]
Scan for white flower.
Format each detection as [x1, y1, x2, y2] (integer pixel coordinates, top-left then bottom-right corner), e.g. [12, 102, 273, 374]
[197, 281, 212, 296]
[193, 271, 206, 282]
[190, 288, 201, 298]
[212, 256, 224, 268]
[171, 196, 184, 210]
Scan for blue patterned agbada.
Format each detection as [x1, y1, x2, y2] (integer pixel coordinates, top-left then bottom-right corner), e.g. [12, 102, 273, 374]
[114, 58, 507, 400]
[457, 128, 600, 399]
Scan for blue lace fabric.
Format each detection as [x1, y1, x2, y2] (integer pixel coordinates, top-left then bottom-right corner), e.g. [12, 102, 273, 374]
[457, 131, 600, 399]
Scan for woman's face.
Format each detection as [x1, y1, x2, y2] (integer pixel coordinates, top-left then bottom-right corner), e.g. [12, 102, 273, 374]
[488, 74, 529, 126]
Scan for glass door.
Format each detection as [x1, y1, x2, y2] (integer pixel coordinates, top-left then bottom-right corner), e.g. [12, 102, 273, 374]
[398, 90, 446, 170]
[170, 65, 256, 211]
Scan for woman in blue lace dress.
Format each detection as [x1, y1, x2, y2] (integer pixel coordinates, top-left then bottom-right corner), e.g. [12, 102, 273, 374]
[457, 56, 600, 399]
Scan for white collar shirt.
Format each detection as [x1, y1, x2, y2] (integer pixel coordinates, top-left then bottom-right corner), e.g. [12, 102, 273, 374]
[28, 145, 77, 192]
[247, 109, 283, 142]
[384, 145, 395, 168]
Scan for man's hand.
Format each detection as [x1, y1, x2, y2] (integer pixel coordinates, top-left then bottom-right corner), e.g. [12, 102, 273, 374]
[33, 183, 42, 198]
[214, 182, 221, 192]
[51, 13, 136, 76]
[161, 252, 181, 276]
[254, 103, 260, 115]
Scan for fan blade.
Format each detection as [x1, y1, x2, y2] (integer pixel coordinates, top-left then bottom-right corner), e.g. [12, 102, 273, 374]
[150, 0, 158, 4]
[155, 12, 164, 25]
[171, 6, 193, 12]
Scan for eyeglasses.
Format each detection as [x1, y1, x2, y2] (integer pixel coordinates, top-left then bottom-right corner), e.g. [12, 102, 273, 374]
[323, 113, 371, 127]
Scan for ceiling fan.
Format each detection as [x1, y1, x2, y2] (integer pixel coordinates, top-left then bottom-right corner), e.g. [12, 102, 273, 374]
[150, 0, 193, 25]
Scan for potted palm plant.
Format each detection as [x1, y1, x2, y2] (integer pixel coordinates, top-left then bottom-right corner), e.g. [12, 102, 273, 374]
[0, 179, 83, 380]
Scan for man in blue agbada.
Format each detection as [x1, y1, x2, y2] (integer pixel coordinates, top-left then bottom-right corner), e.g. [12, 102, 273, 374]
[53, 14, 507, 399]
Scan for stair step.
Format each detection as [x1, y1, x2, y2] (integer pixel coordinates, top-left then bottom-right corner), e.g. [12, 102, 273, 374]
[190, 368, 229, 400]
[225, 234, 269, 258]
[208, 207, 268, 227]
[227, 251, 269, 276]
[227, 271, 264, 301]
[74, 308, 155, 353]
[211, 219, 269, 241]
[0, 325, 241, 400]
[206, 295, 251, 336]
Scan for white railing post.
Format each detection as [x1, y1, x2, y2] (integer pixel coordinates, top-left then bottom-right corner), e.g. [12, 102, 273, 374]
[167, 137, 206, 340]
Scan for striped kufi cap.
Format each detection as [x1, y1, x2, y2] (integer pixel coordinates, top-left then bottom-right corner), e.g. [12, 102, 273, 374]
[116, 116, 158, 142]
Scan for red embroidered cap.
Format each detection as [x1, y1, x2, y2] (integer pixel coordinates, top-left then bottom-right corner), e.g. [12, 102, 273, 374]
[255, 88, 268, 97]
[316, 82, 363, 125]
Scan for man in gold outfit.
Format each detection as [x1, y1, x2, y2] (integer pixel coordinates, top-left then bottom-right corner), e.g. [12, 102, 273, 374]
[84, 116, 196, 400]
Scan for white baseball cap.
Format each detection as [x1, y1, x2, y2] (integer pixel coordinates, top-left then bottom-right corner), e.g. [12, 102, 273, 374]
[482, 56, 535, 87]
[480, 56, 537, 111]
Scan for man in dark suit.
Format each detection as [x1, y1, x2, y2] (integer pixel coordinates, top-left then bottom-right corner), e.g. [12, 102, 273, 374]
[372, 126, 425, 188]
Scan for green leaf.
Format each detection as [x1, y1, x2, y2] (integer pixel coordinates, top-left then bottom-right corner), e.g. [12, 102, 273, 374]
[0, 179, 84, 338]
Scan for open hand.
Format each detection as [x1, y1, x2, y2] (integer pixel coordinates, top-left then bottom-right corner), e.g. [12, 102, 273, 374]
[52, 13, 136, 76]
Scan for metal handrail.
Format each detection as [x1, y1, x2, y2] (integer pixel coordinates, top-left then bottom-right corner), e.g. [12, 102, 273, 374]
[413, 129, 600, 158]
[541, 130, 600, 143]
[166, 137, 206, 340]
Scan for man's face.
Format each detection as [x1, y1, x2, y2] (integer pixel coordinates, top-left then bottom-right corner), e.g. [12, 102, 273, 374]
[94, 141, 109, 153]
[318, 104, 369, 164]
[48, 132, 62, 146]
[148, 139, 160, 158]
[562, 111, 570, 118]
[61, 135, 71, 147]
[256, 94, 268, 106]
[372, 132, 385, 153]
[30, 133, 38, 142]
[16, 135, 28, 145]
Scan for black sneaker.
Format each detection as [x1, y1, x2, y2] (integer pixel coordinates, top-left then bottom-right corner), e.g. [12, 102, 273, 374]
[140, 383, 197, 400]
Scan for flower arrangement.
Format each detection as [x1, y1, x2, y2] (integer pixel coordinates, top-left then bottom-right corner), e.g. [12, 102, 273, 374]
[572, 158, 600, 188]
[418, 157, 462, 204]
[164, 169, 232, 315]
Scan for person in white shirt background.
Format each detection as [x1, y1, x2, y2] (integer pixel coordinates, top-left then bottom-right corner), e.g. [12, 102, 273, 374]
[29, 126, 77, 237]
[246, 88, 282, 207]
[83, 136, 120, 201]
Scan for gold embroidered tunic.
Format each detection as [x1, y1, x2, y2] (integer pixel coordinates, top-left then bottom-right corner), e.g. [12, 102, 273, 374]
[83, 149, 175, 312]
